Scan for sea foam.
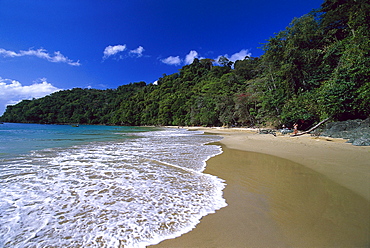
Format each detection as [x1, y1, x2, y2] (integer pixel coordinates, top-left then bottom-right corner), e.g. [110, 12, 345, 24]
[0, 128, 226, 247]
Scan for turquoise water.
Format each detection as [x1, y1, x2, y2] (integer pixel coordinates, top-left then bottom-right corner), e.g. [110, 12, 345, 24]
[0, 123, 150, 158]
[0, 123, 226, 247]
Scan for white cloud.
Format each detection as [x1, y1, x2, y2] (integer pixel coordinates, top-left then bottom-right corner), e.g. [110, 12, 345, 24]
[185, 50, 198, 64]
[103, 45, 127, 59]
[0, 77, 62, 115]
[161, 49, 251, 67]
[0, 48, 19, 57]
[161, 56, 182, 65]
[129, 46, 145, 57]
[229, 49, 251, 62]
[216, 49, 251, 64]
[0, 48, 81, 66]
[161, 50, 203, 66]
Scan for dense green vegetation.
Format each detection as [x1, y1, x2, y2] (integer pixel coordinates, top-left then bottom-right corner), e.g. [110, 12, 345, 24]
[1, 0, 369, 128]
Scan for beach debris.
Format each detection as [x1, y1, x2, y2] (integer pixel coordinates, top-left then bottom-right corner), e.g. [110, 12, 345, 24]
[290, 118, 330, 137]
[259, 129, 276, 136]
[280, 128, 293, 135]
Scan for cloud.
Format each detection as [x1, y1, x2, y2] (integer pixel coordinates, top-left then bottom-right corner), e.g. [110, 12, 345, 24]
[0, 77, 62, 115]
[0, 48, 18, 57]
[161, 50, 202, 66]
[161, 49, 251, 67]
[229, 49, 251, 62]
[129, 46, 145, 57]
[161, 56, 182, 65]
[103, 45, 127, 59]
[216, 49, 251, 64]
[185, 50, 198, 65]
[0, 48, 81, 66]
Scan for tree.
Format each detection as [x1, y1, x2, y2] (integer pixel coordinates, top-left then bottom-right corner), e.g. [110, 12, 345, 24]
[200, 58, 214, 70]
[218, 56, 233, 68]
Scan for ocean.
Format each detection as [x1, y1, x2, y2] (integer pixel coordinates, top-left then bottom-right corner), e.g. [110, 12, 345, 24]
[0, 123, 226, 247]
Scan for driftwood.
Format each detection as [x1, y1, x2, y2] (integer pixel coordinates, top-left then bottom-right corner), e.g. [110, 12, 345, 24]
[290, 118, 330, 137]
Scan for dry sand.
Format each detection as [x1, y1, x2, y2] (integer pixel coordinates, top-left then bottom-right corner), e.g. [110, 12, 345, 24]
[152, 128, 370, 247]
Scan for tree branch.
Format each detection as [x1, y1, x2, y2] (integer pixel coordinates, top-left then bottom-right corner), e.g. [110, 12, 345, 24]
[290, 118, 330, 137]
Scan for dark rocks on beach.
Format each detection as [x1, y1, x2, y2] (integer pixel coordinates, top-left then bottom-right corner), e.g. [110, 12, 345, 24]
[321, 118, 370, 146]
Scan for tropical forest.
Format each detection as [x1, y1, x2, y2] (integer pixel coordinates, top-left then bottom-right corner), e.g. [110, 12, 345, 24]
[1, 0, 369, 129]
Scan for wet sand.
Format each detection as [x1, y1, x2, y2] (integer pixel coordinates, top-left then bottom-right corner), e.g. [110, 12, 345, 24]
[152, 128, 370, 247]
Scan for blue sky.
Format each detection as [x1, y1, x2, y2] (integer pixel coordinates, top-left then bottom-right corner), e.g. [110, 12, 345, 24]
[0, 0, 323, 115]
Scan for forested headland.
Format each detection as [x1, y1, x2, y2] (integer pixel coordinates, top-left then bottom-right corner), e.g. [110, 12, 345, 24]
[1, 0, 369, 129]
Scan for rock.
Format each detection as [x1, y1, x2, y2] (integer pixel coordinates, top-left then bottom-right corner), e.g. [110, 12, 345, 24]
[321, 118, 370, 146]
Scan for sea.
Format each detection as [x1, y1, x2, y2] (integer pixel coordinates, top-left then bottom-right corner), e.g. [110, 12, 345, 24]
[0, 123, 226, 248]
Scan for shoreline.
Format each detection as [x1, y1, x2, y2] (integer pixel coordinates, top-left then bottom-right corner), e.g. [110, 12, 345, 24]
[195, 127, 370, 201]
[183, 127, 370, 201]
[152, 127, 370, 247]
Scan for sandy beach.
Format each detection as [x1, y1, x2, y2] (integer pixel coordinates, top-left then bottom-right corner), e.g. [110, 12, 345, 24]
[152, 128, 370, 247]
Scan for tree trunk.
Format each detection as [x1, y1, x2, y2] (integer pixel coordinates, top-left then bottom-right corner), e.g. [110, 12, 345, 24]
[290, 118, 330, 137]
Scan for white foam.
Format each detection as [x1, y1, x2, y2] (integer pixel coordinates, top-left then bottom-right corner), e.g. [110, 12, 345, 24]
[0, 128, 226, 247]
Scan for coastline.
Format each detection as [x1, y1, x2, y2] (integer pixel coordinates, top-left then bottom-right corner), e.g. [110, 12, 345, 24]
[152, 127, 370, 247]
[194, 127, 370, 201]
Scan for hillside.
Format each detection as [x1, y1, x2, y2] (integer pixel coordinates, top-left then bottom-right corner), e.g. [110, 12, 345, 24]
[1, 0, 369, 128]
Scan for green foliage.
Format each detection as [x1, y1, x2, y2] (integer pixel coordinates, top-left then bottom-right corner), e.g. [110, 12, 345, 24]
[281, 91, 320, 124]
[1, 0, 368, 127]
